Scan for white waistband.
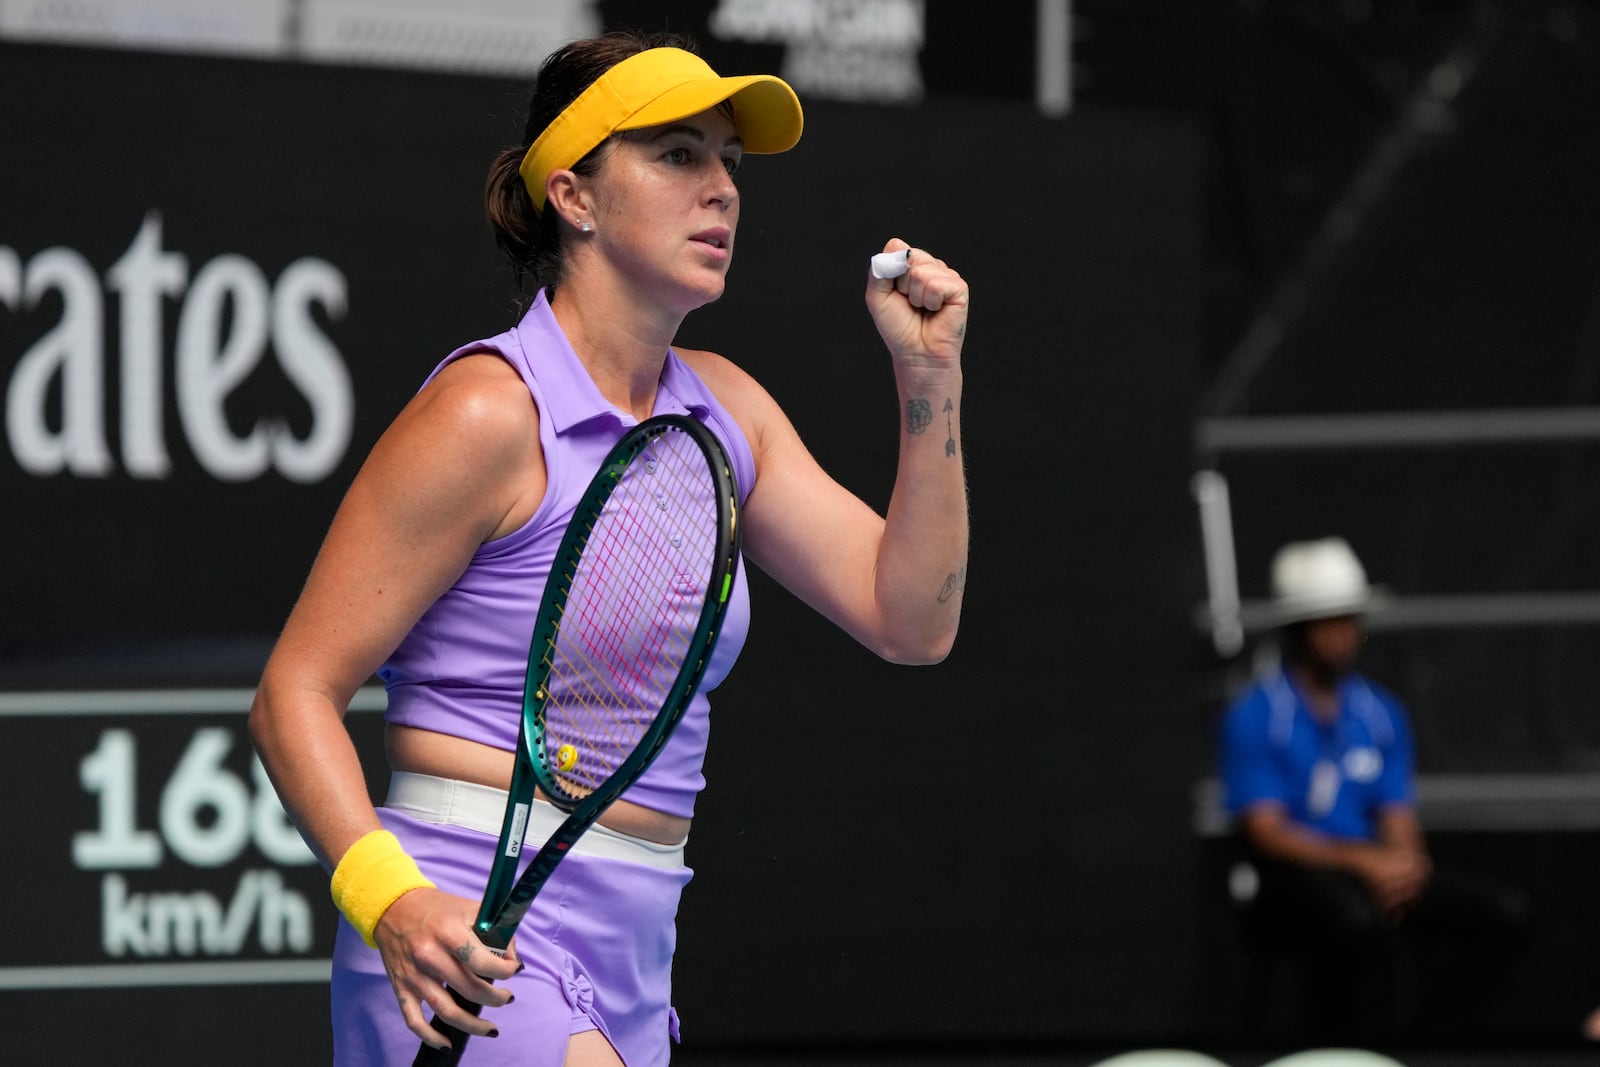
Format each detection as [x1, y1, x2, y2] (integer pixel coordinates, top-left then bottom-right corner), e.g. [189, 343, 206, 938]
[384, 771, 686, 870]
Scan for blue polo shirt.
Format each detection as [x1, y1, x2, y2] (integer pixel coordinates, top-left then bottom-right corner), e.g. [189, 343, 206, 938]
[1220, 667, 1416, 842]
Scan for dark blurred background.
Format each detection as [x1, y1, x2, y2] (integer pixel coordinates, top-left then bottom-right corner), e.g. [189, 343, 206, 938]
[3, 1, 1598, 1063]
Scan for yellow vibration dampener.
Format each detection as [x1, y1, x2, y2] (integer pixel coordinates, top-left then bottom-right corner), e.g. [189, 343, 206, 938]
[554, 744, 579, 772]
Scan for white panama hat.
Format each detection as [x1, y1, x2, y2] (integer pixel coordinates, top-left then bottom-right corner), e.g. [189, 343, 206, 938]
[1269, 537, 1388, 625]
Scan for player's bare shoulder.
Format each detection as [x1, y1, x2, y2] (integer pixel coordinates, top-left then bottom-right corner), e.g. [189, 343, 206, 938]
[413, 352, 539, 443]
[672, 345, 741, 386]
[387, 351, 545, 531]
[672, 346, 774, 417]
[671, 345, 796, 474]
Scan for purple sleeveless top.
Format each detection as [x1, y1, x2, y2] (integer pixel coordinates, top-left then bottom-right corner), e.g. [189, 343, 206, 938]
[379, 290, 753, 819]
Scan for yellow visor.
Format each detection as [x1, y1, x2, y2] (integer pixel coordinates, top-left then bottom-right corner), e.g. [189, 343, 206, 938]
[519, 46, 803, 213]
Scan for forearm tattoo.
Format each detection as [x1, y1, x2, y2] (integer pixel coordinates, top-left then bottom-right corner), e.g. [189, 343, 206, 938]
[906, 396, 959, 458]
[907, 395, 965, 607]
[905, 397, 932, 434]
[937, 566, 967, 604]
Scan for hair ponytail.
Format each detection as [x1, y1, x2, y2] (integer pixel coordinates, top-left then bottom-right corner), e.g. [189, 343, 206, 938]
[484, 29, 699, 300]
[483, 145, 558, 295]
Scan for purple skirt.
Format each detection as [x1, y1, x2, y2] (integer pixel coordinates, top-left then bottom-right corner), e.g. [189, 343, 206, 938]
[330, 805, 692, 1066]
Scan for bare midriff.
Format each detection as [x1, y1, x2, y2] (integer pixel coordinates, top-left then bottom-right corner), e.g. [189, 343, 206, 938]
[385, 723, 692, 845]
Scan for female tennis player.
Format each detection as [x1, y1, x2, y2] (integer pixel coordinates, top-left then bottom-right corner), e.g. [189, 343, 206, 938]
[249, 28, 969, 1067]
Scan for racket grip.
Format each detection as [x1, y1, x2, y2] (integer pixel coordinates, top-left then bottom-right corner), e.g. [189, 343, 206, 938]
[412, 987, 484, 1066]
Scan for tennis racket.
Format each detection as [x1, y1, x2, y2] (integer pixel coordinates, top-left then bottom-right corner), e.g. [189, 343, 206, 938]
[414, 413, 740, 1065]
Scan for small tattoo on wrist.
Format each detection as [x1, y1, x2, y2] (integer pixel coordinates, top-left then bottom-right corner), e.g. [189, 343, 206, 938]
[906, 398, 932, 435]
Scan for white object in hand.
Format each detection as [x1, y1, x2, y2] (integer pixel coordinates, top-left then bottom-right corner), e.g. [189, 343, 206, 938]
[870, 249, 911, 279]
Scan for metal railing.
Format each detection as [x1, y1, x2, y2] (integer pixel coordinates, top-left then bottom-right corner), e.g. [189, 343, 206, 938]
[1193, 406, 1600, 657]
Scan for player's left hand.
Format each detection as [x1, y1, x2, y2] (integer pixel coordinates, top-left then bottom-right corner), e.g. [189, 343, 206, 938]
[865, 238, 969, 371]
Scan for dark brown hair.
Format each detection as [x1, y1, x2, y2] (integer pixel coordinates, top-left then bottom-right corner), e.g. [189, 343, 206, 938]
[485, 29, 699, 297]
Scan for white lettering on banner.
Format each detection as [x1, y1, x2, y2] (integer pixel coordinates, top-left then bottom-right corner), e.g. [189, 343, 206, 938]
[709, 0, 924, 104]
[159, 727, 257, 868]
[101, 870, 313, 957]
[1, 211, 353, 483]
[711, 0, 924, 47]
[73, 729, 163, 869]
[74, 728, 317, 961]
[75, 728, 315, 871]
[4, 245, 112, 475]
[106, 211, 187, 477]
[784, 40, 923, 102]
[270, 257, 354, 483]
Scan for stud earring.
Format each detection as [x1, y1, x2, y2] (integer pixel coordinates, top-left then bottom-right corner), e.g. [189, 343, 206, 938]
[577, 218, 593, 233]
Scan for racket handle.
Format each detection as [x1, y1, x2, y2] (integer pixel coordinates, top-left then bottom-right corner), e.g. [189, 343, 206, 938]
[412, 987, 484, 1066]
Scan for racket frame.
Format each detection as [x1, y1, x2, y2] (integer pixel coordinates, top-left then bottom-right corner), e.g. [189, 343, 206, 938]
[472, 412, 738, 949]
[415, 415, 738, 1065]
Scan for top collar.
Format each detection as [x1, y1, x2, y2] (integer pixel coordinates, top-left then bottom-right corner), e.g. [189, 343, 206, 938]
[513, 289, 711, 434]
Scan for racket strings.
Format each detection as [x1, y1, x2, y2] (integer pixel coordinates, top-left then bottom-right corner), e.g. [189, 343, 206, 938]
[539, 428, 720, 800]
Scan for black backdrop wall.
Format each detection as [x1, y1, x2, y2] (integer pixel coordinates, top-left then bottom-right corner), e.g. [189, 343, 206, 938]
[1, 41, 1203, 1060]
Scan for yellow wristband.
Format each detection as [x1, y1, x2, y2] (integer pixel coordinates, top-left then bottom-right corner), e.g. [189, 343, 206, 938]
[329, 829, 435, 948]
